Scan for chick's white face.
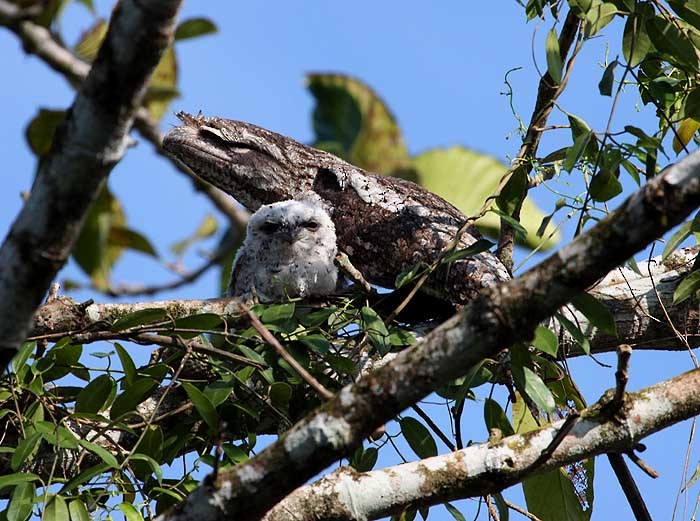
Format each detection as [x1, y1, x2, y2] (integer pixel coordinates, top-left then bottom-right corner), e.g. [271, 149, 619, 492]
[247, 200, 334, 255]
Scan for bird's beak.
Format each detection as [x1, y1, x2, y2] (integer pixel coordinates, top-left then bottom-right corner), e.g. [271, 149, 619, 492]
[280, 227, 297, 243]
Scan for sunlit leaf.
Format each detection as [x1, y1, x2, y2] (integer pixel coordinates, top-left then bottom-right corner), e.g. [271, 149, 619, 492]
[182, 382, 219, 432]
[532, 325, 559, 356]
[174, 18, 218, 40]
[545, 28, 562, 84]
[571, 292, 617, 336]
[400, 417, 438, 458]
[25, 108, 66, 157]
[674, 270, 700, 304]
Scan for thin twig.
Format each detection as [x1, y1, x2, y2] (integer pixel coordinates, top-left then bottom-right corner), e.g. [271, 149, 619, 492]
[612, 344, 632, 409]
[607, 453, 653, 521]
[411, 404, 456, 451]
[238, 303, 334, 400]
[503, 498, 544, 521]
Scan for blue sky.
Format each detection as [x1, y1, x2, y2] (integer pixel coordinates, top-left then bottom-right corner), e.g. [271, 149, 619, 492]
[1, 1, 698, 520]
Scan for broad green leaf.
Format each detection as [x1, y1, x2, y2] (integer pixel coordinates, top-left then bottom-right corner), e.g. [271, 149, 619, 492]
[556, 313, 591, 354]
[443, 239, 495, 264]
[673, 119, 700, 154]
[622, 15, 652, 67]
[589, 170, 623, 202]
[75, 374, 115, 413]
[222, 444, 249, 464]
[545, 28, 562, 84]
[361, 306, 391, 355]
[523, 469, 591, 521]
[108, 227, 158, 257]
[74, 19, 107, 62]
[44, 495, 69, 521]
[563, 131, 592, 172]
[42, 341, 82, 382]
[182, 382, 219, 432]
[269, 382, 293, 408]
[674, 270, 700, 304]
[68, 500, 90, 521]
[162, 313, 224, 339]
[111, 308, 168, 331]
[585, 3, 617, 37]
[299, 335, 331, 355]
[110, 379, 160, 420]
[78, 439, 119, 468]
[412, 147, 559, 249]
[532, 325, 559, 356]
[400, 417, 438, 458]
[646, 16, 698, 69]
[171, 214, 218, 256]
[598, 60, 617, 96]
[129, 453, 163, 484]
[143, 47, 179, 121]
[307, 73, 411, 176]
[41, 426, 79, 450]
[662, 214, 700, 261]
[571, 292, 617, 336]
[59, 463, 111, 494]
[174, 18, 218, 40]
[259, 303, 296, 323]
[350, 446, 378, 472]
[517, 366, 556, 413]
[0, 473, 39, 493]
[114, 343, 136, 387]
[11, 432, 42, 471]
[12, 341, 36, 372]
[25, 108, 66, 157]
[73, 186, 126, 290]
[119, 503, 145, 521]
[496, 166, 527, 215]
[7, 481, 35, 521]
[484, 398, 515, 437]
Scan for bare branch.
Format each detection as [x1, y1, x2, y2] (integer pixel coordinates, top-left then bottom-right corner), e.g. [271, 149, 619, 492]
[0, 0, 182, 370]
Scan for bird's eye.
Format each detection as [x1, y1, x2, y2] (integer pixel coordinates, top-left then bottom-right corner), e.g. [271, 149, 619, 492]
[259, 222, 281, 234]
[303, 220, 319, 231]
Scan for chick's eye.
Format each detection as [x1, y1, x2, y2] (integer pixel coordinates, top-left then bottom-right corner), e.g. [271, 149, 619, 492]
[259, 222, 281, 234]
[303, 220, 319, 231]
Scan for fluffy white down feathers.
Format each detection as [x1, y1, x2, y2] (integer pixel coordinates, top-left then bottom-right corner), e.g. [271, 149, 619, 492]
[227, 200, 339, 303]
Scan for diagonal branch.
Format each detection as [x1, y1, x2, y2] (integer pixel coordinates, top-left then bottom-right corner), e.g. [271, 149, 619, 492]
[262, 367, 700, 520]
[157, 137, 700, 521]
[0, 0, 182, 370]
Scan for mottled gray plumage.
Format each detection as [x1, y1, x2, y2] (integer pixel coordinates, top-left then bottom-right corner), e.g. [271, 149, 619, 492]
[228, 200, 338, 303]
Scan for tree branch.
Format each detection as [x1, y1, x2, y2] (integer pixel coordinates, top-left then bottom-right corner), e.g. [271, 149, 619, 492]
[0, 0, 182, 370]
[156, 138, 700, 521]
[262, 368, 700, 520]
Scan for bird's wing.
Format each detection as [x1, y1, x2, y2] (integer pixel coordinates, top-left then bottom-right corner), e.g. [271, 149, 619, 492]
[227, 248, 251, 298]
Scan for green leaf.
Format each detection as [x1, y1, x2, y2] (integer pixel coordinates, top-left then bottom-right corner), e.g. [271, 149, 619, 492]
[484, 398, 515, 437]
[0, 473, 40, 493]
[585, 2, 617, 38]
[129, 453, 163, 484]
[571, 292, 617, 336]
[646, 15, 698, 69]
[111, 308, 168, 331]
[74, 19, 107, 62]
[663, 217, 700, 261]
[73, 186, 126, 290]
[350, 446, 379, 472]
[496, 166, 527, 215]
[143, 47, 179, 121]
[623, 15, 652, 67]
[11, 432, 42, 471]
[171, 214, 219, 256]
[413, 147, 559, 249]
[259, 303, 296, 323]
[444, 503, 467, 521]
[25, 108, 66, 157]
[108, 227, 158, 257]
[78, 439, 119, 468]
[563, 131, 592, 172]
[532, 325, 559, 356]
[522, 468, 590, 521]
[12, 341, 36, 372]
[75, 374, 115, 414]
[361, 306, 391, 355]
[400, 417, 438, 458]
[555, 313, 591, 354]
[269, 382, 293, 408]
[674, 119, 700, 155]
[299, 335, 331, 355]
[589, 170, 623, 202]
[674, 270, 700, 304]
[174, 18, 218, 40]
[43, 495, 69, 521]
[41, 426, 79, 450]
[307, 73, 410, 176]
[114, 343, 136, 387]
[110, 379, 160, 420]
[181, 382, 219, 432]
[59, 463, 111, 494]
[545, 28, 562, 84]
[517, 365, 556, 413]
[118, 502, 144, 521]
[443, 239, 495, 264]
[68, 500, 91, 521]
[598, 60, 617, 96]
[7, 481, 35, 521]
[222, 444, 249, 464]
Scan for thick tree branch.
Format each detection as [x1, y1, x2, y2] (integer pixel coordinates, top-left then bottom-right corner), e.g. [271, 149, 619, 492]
[156, 139, 700, 521]
[262, 368, 700, 520]
[0, 0, 182, 370]
[0, 2, 249, 229]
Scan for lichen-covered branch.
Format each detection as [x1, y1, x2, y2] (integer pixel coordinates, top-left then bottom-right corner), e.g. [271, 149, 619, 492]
[0, 0, 182, 370]
[263, 367, 700, 521]
[156, 136, 700, 521]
